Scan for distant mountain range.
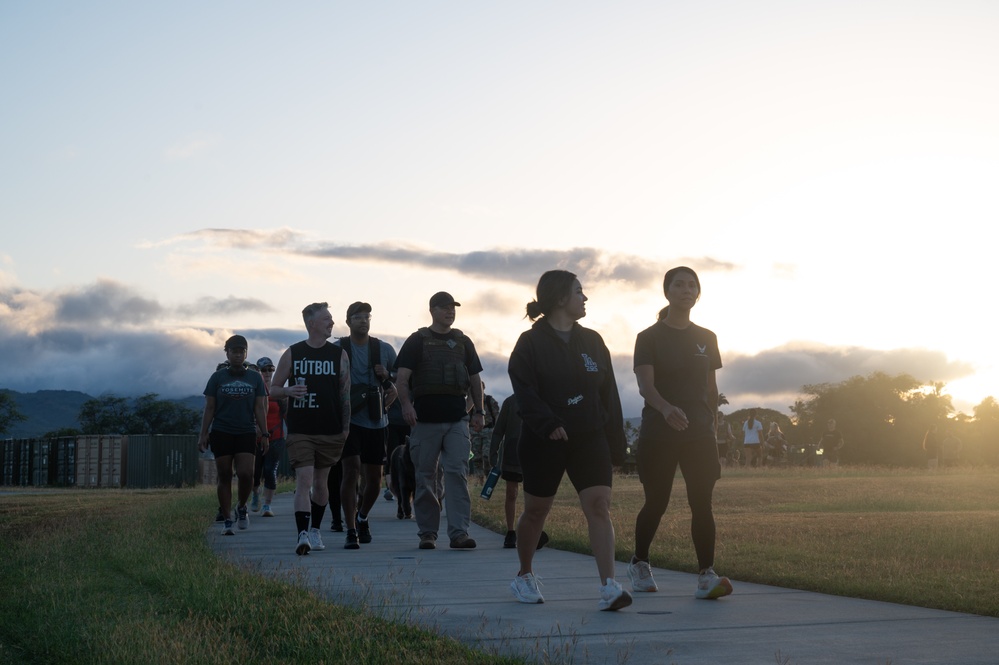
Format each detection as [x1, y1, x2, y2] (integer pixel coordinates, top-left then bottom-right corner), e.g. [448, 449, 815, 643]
[1, 389, 204, 439]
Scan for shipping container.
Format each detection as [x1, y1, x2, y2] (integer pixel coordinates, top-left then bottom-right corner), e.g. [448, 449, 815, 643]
[76, 435, 126, 488]
[30, 440, 50, 486]
[16, 439, 33, 486]
[125, 434, 198, 488]
[1, 439, 18, 485]
[50, 437, 78, 486]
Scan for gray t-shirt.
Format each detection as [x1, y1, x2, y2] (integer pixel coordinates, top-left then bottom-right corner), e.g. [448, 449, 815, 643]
[204, 368, 266, 435]
[346, 338, 398, 429]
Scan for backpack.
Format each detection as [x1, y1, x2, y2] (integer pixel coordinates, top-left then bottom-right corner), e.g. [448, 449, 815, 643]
[337, 337, 385, 418]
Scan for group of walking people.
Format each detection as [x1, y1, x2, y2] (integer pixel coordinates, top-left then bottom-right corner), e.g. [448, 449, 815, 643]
[198, 265, 734, 611]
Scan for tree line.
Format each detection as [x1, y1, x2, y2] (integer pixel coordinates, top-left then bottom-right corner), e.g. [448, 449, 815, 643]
[723, 372, 999, 467]
[0, 392, 200, 439]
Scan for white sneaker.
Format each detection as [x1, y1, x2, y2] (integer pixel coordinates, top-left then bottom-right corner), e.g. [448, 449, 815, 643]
[261, 504, 274, 517]
[627, 559, 659, 592]
[308, 527, 326, 551]
[510, 573, 544, 604]
[296, 531, 311, 556]
[236, 505, 249, 530]
[598, 578, 633, 611]
[695, 567, 733, 599]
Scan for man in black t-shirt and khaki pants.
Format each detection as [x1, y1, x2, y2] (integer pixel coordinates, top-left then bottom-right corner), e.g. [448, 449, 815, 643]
[395, 292, 485, 551]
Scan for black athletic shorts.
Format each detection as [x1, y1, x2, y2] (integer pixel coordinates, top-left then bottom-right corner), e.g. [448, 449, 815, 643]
[519, 429, 613, 498]
[341, 425, 388, 465]
[209, 430, 256, 457]
[501, 470, 524, 483]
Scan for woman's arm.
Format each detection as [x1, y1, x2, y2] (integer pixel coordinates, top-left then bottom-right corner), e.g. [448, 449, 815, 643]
[198, 396, 215, 452]
[635, 364, 688, 431]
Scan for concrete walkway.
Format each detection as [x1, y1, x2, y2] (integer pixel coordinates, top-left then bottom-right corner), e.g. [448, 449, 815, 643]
[208, 492, 998, 664]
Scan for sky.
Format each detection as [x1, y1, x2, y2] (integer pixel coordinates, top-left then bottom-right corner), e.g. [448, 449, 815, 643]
[2, 1, 997, 418]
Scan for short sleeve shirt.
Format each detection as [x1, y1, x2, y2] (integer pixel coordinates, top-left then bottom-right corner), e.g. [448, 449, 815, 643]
[204, 368, 266, 435]
[634, 320, 721, 444]
[396, 329, 484, 423]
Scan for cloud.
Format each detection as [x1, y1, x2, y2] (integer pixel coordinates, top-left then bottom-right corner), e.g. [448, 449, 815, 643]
[720, 342, 975, 403]
[175, 296, 276, 318]
[161, 228, 738, 288]
[55, 279, 164, 325]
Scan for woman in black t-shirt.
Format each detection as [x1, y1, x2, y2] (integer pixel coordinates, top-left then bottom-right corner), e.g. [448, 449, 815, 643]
[626, 267, 733, 600]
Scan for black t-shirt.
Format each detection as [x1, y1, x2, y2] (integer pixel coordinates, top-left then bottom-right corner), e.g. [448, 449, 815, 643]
[633, 320, 721, 444]
[395, 328, 484, 423]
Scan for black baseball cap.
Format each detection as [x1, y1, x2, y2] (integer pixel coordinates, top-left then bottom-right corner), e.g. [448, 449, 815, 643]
[346, 301, 372, 319]
[224, 335, 248, 350]
[256, 357, 274, 370]
[429, 292, 460, 308]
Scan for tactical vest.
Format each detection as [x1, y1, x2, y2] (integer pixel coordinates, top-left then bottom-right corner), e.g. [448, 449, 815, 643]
[411, 327, 471, 398]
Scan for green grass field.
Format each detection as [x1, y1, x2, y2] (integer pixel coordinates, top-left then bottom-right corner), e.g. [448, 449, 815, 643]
[2, 465, 996, 663]
[0, 488, 520, 665]
[471, 465, 999, 617]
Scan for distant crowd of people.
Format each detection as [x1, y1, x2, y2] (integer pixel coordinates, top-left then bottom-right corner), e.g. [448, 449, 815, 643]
[712, 411, 844, 468]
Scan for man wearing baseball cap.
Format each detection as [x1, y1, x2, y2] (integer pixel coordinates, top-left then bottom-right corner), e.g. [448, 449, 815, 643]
[332, 301, 399, 548]
[394, 291, 485, 550]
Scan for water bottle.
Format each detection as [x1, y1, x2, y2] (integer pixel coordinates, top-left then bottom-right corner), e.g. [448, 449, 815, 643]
[294, 376, 306, 408]
[480, 466, 501, 500]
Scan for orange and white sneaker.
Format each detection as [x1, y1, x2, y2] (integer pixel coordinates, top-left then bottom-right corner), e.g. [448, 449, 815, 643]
[695, 567, 733, 599]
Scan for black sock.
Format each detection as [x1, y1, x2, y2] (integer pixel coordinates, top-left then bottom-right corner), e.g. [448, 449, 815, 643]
[295, 511, 310, 534]
[311, 501, 326, 530]
[357, 511, 367, 522]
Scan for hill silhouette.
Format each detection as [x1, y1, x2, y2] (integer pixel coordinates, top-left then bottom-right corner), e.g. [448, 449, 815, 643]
[1, 389, 204, 438]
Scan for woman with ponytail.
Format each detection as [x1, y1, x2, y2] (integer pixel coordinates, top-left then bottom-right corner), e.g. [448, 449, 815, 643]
[627, 267, 733, 600]
[507, 269, 632, 612]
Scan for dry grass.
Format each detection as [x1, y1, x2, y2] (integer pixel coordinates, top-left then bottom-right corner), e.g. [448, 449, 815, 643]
[471, 465, 999, 617]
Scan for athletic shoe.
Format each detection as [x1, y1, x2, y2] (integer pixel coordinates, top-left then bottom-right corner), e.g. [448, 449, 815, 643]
[221, 520, 235, 536]
[330, 519, 344, 533]
[357, 517, 372, 544]
[627, 559, 659, 592]
[215, 506, 225, 522]
[236, 505, 249, 530]
[419, 535, 436, 550]
[598, 578, 633, 611]
[296, 530, 311, 556]
[449, 534, 477, 549]
[308, 527, 326, 551]
[250, 491, 261, 512]
[696, 568, 733, 600]
[510, 573, 544, 604]
[383, 488, 394, 501]
[503, 530, 517, 549]
[537, 530, 550, 550]
[261, 504, 274, 517]
[344, 529, 360, 550]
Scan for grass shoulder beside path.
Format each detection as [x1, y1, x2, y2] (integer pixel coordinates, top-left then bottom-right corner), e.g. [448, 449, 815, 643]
[471, 465, 999, 618]
[0, 488, 520, 665]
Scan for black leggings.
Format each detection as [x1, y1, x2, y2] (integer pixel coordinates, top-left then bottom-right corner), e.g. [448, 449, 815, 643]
[634, 439, 720, 570]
